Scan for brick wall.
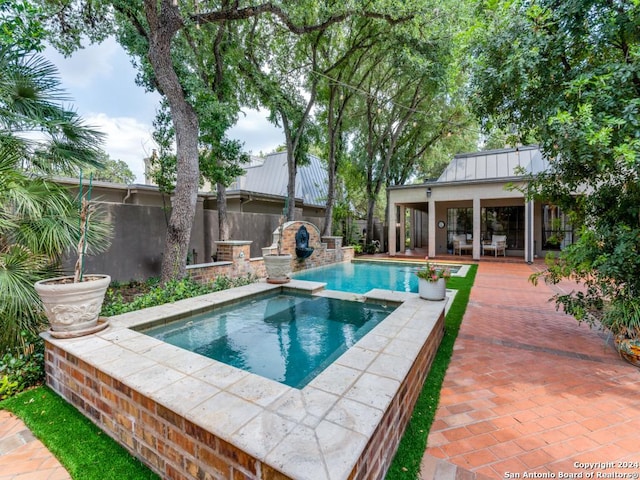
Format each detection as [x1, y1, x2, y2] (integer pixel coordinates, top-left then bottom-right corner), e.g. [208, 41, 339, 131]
[349, 310, 445, 479]
[187, 229, 354, 285]
[43, 308, 444, 480]
[261, 221, 354, 273]
[44, 342, 276, 480]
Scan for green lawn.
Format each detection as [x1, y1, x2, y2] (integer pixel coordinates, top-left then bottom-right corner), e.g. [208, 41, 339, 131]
[1, 264, 477, 480]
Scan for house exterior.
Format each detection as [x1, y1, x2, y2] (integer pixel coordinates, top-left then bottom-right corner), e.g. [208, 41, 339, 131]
[387, 145, 574, 262]
[146, 150, 328, 219]
[211, 150, 328, 219]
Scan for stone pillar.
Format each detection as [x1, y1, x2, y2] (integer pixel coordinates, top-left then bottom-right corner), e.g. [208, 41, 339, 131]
[472, 197, 481, 260]
[214, 241, 252, 275]
[524, 199, 535, 263]
[428, 200, 436, 258]
[388, 202, 397, 256]
[399, 205, 406, 253]
[322, 236, 343, 262]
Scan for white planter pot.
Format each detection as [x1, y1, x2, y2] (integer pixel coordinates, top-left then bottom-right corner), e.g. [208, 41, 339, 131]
[418, 277, 446, 301]
[264, 254, 292, 284]
[34, 274, 111, 337]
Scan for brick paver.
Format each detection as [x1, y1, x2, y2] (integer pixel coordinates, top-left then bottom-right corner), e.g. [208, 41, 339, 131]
[0, 410, 70, 480]
[421, 261, 640, 479]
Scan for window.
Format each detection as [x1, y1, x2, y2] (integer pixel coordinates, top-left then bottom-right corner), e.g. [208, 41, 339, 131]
[542, 205, 573, 250]
[481, 206, 525, 249]
[446, 208, 473, 250]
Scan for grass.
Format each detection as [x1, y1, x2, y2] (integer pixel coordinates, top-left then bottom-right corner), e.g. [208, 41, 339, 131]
[0, 265, 477, 480]
[386, 264, 478, 479]
[0, 386, 159, 480]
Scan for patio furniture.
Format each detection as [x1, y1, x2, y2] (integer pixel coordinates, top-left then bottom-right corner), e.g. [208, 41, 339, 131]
[482, 235, 507, 257]
[453, 234, 473, 256]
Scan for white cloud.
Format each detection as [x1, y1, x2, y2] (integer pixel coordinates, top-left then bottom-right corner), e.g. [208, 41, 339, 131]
[45, 38, 119, 89]
[44, 39, 286, 181]
[86, 113, 156, 184]
[229, 108, 284, 155]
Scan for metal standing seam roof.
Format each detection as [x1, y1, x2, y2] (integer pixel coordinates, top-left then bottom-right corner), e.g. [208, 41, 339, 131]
[436, 145, 548, 184]
[229, 151, 328, 207]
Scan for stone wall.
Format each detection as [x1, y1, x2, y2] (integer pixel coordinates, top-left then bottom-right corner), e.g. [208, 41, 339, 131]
[350, 310, 444, 479]
[187, 225, 354, 285]
[261, 221, 355, 274]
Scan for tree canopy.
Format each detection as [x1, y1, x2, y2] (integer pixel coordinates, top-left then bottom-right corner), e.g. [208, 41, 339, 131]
[36, 0, 465, 280]
[0, 45, 109, 349]
[470, 0, 640, 334]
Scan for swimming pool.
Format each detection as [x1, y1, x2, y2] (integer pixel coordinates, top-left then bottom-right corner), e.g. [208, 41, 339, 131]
[292, 260, 464, 294]
[140, 292, 393, 388]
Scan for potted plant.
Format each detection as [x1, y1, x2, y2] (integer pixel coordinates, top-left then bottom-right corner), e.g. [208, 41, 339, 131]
[263, 214, 292, 284]
[416, 257, 451, 301]
[34, 175, 112, 338]
[604, 299, 640, 367]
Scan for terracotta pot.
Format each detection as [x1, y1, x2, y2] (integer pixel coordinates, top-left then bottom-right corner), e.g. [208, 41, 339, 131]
[614, 335, 640, 368]
[418, 277, 446, 301]
[264, 254, 292, 284]
[34, 274, 110, 337]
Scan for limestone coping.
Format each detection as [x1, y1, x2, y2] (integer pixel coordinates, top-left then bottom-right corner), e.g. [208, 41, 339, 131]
[44, 279, 449, 480]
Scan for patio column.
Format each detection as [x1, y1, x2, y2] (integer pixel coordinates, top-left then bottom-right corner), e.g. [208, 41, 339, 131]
[472, 197, 481, 260]
[428, 199, 436, 258]
[525, 199, 535, 263]
[399, 205, 406, 253]
[388, 201, 397, 256]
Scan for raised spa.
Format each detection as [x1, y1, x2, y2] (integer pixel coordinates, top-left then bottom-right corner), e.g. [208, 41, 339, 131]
[139, 292, 394, 388]
[43, 280, 447, 480]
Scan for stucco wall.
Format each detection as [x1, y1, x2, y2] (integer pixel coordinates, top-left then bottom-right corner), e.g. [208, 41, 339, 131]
[64, 196, 327, 282]
[64, 201, 205, 282]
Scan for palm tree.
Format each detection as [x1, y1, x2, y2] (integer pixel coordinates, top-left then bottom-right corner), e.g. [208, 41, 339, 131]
[0, 47, 108, 350]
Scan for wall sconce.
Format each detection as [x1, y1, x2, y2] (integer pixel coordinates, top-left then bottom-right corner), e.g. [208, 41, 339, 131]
[426, 187, 432, 198]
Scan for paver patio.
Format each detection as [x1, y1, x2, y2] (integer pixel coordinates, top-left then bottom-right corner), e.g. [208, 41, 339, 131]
[0, 410, 69, 480]
[2, 260, 639, 479]
[421, 261, 640, 480]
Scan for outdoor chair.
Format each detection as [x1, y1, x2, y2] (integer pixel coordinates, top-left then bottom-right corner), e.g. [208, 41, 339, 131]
[482, 235, 507, 257]
[452, 234, 473, 256]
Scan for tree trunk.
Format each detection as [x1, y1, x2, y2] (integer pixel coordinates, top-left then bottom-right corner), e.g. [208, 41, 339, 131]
[322, 150, 336, 236]
[322, 95, 337, 237]
[366, 197, 376, 246]
[282, 117, 297, 221]
[145, 1, 200, 282]
[217, 181, 229, 241]
[286, 150, 297, 221]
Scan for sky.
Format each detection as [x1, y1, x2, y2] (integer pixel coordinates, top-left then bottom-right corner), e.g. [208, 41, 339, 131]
[44, 37, 284, 183]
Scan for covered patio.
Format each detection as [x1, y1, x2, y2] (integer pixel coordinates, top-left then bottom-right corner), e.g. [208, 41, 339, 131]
[387, 146, 573, 263]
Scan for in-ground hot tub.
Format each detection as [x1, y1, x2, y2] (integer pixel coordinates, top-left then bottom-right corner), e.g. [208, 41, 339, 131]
[43, 280, 447, 480]
[139, 291, 395, 389]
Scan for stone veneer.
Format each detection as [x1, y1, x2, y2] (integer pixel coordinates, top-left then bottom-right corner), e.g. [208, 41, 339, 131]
[43, 281, 448, 480]
[187, 227, 354, 284]
[261, 221, 353, 273]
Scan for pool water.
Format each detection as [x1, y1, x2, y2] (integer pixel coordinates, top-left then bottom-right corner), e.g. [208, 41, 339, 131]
[141, 292, 393, 389]
[292, 261, 460, 294]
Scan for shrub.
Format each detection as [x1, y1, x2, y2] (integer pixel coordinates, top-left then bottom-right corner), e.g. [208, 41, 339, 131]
[351, 244, 363, 254]
[0, 334, 45, 400]
[101, 274, 257, 316]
